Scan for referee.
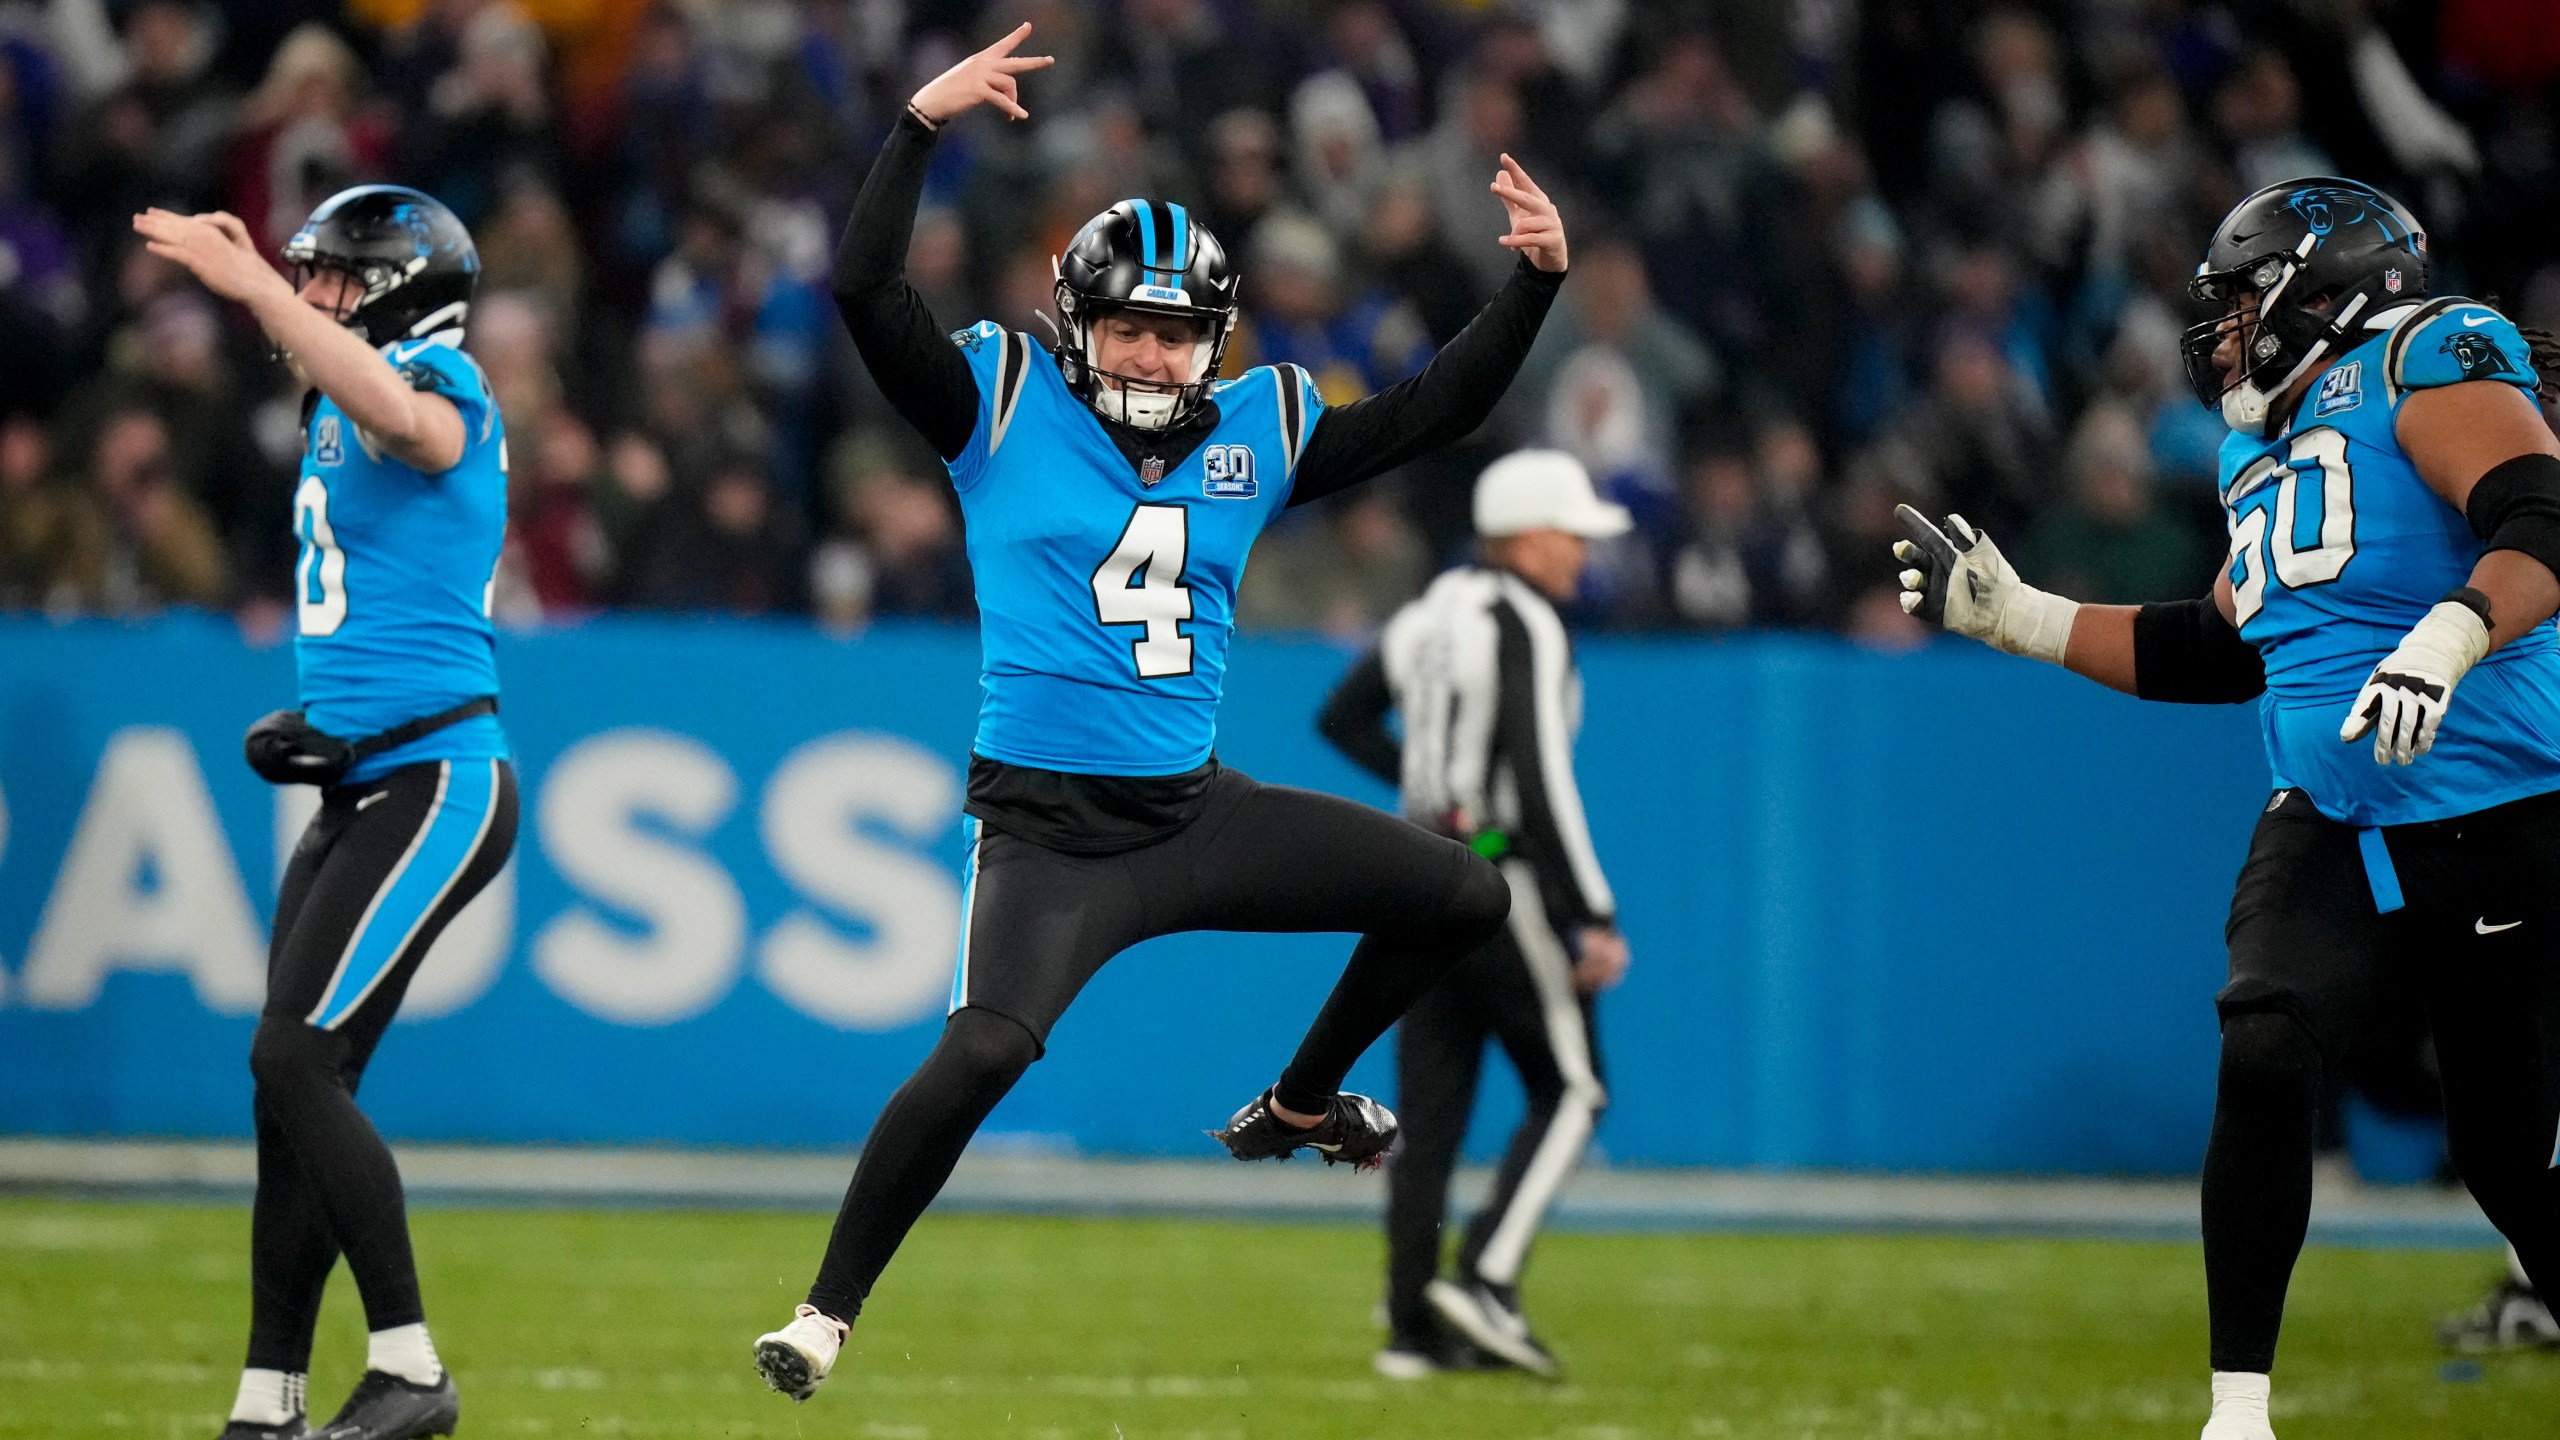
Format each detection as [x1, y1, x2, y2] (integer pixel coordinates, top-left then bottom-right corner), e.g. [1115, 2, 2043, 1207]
[1319, 449, 1631, 1378]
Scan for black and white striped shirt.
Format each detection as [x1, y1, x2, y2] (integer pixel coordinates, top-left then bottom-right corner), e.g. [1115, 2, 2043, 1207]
[1320, 566, 1615, 933]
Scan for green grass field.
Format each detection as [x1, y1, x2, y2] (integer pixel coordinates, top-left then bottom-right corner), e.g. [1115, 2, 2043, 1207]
[3, 1197, 2555, 1439]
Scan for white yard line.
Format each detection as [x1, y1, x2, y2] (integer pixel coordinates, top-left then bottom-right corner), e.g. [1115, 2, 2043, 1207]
[0, 1137, 2498, 1249]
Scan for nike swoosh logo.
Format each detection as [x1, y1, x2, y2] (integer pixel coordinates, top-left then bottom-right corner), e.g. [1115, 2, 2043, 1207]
[2476, 918, 2523, 934]
[357, 791, 388, 811]
[2460, 313, 2494, 326]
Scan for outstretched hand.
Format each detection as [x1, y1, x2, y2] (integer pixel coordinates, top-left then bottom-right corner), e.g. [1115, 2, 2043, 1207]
[1492, 154, 1566, 273]
[910, 22, 1053, 125]
[132, 208, 293, 308]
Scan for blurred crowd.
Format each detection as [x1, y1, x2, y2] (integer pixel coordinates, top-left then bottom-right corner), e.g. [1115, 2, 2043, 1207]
[0, 0, 2556, 645]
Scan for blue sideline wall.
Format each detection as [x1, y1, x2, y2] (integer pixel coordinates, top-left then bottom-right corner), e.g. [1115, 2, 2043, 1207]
[0, 616, 2274, 1174]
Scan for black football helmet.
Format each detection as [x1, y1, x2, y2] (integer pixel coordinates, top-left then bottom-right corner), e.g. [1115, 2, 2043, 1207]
[281, 185, 480, 348]
[2181, 177, 2426, 434]
[1054, 199, 1239, 430]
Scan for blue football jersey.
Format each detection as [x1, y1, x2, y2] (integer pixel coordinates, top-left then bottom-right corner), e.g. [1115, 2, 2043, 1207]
[946, 322, 1326, 775]
[2219, 296, 2560, 825]
[294, 337, 510, 783]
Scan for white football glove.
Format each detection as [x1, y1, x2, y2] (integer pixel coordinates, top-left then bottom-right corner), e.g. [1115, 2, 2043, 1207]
[2340, 599, 2492, 766]
[1892, 505, 2080, 665]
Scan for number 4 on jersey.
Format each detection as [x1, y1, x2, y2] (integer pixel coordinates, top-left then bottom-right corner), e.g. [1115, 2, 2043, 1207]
[1093, 504, 1194, 678]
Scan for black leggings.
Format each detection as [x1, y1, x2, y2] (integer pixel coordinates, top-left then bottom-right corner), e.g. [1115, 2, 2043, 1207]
[2206, 788, 2560, 1373]
[804, 766, 1509, 1323]
[247, 759, 517, 1372]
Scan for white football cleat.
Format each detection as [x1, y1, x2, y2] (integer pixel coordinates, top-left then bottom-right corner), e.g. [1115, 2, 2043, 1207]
[753, 1304, 848, 1403]
[2200, 1371, 2275, 1440]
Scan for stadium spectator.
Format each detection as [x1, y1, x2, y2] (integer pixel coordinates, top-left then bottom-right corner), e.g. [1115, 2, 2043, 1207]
[0, 0, 2536, 646]
[1237, 209, 1426, 401]
[1238, 490, 1429, 639]
[72, 402, 228, 614]
[621, 445, 804, 617]
[807, 431, 974, 632]
[2018, 402, 2212, 607]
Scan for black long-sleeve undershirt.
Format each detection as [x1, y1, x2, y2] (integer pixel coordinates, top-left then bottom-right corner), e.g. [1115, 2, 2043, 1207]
[831, 112, 978, 461]
[830, 110, 1564, 490]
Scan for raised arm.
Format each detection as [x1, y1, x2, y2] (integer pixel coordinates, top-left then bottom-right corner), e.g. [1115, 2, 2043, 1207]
[832, 24, 1052, 462]
[134, 208, 465, 473]
[1289, 155, 1566, 505]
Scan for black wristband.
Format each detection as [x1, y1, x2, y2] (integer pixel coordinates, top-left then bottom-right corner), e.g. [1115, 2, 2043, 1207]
[2465, 451, 2560, 583]
[2442, 585, 2495, 629]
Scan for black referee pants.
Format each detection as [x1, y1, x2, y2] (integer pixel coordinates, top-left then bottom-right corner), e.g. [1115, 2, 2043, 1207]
[246, 759, 517, 1373]
[2206, 786, 2560, 1374]
[1385, 860, 1606, 1342]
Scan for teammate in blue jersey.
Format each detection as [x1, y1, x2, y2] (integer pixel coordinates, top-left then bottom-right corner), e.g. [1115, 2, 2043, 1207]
[138, 187, 515, 1440]
[1891, 178, 2560, 1439]
[752, 25, 1565, 1401]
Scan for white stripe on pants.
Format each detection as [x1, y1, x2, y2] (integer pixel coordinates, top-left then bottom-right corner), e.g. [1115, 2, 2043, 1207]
[1472, 859, 1607, 1285]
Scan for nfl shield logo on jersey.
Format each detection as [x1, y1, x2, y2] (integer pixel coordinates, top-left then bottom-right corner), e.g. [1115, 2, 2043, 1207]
[2385, 267, 2402, 294]
[315, 414, 344, 466]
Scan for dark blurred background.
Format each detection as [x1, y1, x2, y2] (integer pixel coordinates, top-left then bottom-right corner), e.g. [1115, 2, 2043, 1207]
[0, 0, 2552, 645]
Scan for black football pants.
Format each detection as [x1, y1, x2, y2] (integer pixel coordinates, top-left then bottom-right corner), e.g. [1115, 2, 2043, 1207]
[803, 766, 1511, 1324]
[1385, 860, 1607, 1342]
[2206, 787, 2560, 1373]
[246, 759, 517, 1373]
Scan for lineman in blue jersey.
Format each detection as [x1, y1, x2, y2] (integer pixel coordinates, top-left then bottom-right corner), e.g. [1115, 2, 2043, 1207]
[1891, 178, 2560, 1439]
[138, 187, 515, 1440]
[753, 25, 1565, 1401]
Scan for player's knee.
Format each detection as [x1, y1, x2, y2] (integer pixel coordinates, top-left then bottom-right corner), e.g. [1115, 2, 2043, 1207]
[939, 1008, 1041, 1090]
[2443, 1117, 2560, 1220]
[2216, 1009, 2321, 1106]
[248, 1016, 348, 1101]
[1443, 852, 1511, 947]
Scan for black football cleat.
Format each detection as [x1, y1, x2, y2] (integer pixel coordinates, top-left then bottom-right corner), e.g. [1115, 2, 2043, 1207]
[1427, 1277, 1559, 1377]
[2438, 1279, 2560, 1353]
[315, 1370, 457, 1440]
[1211, 1088, 1397, 1168]
[216, 1421, 308, 1439]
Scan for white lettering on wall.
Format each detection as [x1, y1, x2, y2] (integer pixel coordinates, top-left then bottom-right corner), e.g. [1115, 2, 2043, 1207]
[530, 729, 744, 1025]
[20, 728, 266, 1013]
[756, 734, 961, 1030]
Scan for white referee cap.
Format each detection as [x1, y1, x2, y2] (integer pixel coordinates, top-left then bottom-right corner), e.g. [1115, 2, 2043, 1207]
[1473, 449, 1633, 539]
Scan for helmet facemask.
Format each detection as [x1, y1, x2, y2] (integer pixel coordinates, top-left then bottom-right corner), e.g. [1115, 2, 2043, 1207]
[2181, 240, 2373, 436]
[1057, 287, 1233, 431]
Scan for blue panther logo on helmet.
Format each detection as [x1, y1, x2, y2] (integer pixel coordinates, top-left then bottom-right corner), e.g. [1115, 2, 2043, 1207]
[390, 203, 435, 257]
[2287, 187, 2368, 237]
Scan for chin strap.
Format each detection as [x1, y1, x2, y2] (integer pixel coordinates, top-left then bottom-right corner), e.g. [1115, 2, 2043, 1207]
[2224, 293, 2372, 436]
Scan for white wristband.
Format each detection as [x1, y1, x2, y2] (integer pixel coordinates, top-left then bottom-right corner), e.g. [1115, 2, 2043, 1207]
[1992, 584, 2080, 667]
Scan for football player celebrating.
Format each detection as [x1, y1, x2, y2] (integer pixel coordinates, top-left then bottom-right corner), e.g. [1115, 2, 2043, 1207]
[1892, 178, 2560, 1439]
[752, 23, 1565, 1401]
[136, 190, 516, 1440]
